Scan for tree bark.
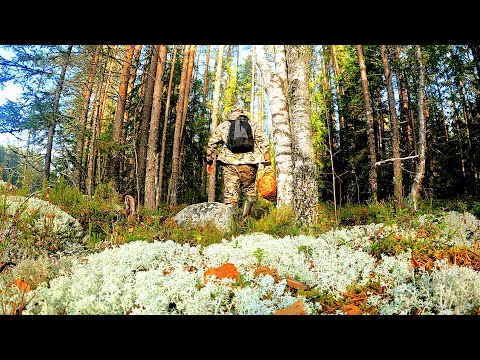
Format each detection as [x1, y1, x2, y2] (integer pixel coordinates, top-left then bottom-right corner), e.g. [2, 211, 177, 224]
[409, 45, 427, 211]
[144, 45, 168, 209]
[73, 45, 100, 190]
[178, 44, 197, 177]
[167, 45, 191, 206]
[110, 45, 135, 196]
[85, 46, 111, 197]
[44, 45, 73, 182]
[207, 45, 225, 202]
[380, 45, 403, 209]
[394, 46, 414, 158]
[255, 45, 294, 207]
[156, 45, 178, 206]
[356, 45, 378, 203]
[285, 45, 319, 226]
[202, 45, 210, 110]
[137, 46, 159, 204]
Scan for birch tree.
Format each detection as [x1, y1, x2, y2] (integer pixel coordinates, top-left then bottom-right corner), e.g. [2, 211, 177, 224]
[409, 45, 427, 211]
[285, 45, 318, 225]
[255, 45, 294, 207]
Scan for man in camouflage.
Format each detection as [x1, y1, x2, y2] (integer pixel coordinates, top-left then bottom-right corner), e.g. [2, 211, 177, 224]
[206, 107, 271, 217]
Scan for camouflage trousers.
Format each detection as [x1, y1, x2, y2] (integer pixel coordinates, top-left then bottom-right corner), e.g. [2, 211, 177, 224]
[222, 164, 258, 207]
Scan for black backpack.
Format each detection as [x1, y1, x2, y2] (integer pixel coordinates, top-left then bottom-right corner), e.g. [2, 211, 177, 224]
[226, 115, 254, 153]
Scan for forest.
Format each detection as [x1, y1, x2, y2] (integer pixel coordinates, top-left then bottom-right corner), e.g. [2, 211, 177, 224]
[1, 45, 480, 315]
[0, 45, 478, 225]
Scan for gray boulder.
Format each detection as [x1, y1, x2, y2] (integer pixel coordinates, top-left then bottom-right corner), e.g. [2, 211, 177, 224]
[173, 202, 232, 233]
[1, 195, 84, 239]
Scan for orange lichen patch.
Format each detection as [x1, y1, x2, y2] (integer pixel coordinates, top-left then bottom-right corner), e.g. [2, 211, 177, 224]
[28, 208, 36, 215]
[273, 299, 306, 315]
[11, 279, 31, 293]
[344, 304, 363, 315]
[204, 263, 240, 284]
[393, 233, 402, 241]
[79, 257, 88, 264]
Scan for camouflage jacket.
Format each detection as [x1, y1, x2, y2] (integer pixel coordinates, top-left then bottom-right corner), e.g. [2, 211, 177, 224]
[206, 117, 270, 165]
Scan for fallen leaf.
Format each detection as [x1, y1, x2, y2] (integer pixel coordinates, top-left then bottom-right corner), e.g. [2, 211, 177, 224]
[344, 304, 362, 315]
[285, 278, 309, 291]
[274, 299, 306, 315]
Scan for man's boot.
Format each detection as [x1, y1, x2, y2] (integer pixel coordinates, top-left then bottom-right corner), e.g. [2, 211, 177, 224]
[242, 195, 257, 217]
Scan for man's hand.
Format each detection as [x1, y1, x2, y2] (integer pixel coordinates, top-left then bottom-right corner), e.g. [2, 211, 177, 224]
[263, 150, 271, 166]
[206, 163, 214, 175]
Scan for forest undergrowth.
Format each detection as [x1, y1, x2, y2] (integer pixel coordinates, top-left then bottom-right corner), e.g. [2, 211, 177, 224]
[1, 179, 480, 315]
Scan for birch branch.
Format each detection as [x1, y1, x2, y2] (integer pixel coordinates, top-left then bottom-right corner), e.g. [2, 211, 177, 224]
[375, 154, 418, 166]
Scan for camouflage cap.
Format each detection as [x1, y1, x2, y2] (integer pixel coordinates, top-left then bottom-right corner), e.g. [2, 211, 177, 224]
[228, 107, 245, 119]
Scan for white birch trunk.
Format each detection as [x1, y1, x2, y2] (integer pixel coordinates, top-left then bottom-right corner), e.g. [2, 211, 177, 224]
[254, 45, 294, 207]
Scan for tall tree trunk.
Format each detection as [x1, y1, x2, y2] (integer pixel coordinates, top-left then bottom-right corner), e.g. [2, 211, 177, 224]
[207, 45, 225, 202]
[167, 45, 191, 206]
[375, 89, 386, 158]
[95, 46, 117, 186]
[144, 45, 168, 209]
[44, 45, 73, 182]
[356, 45, 378, 203]
[380, 45, 403, 209]
[320, 45, 339, 220]
[394, 46, 414, 159]
[469, 45, 480, 79]
[178, 45, 197, 179]
[123, 45, 143, 124]
[201, 45, 211, 197]
[138, 46, 159, 204]
[259, 76, 265, 133]
[255, 45, 294, 207]
[73, 45, 100, 190]
[157, 45, 178, 206]
[86, 47, 111, 197]
[409, 45, 427, 211]
[451, 47, 478, 195]
[202, 45, 210, 110]
[110, 45, 135, 196]
[331, 45, 345, 133]
[285, 45, 319, 226]
[251, 46, 256, 122]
